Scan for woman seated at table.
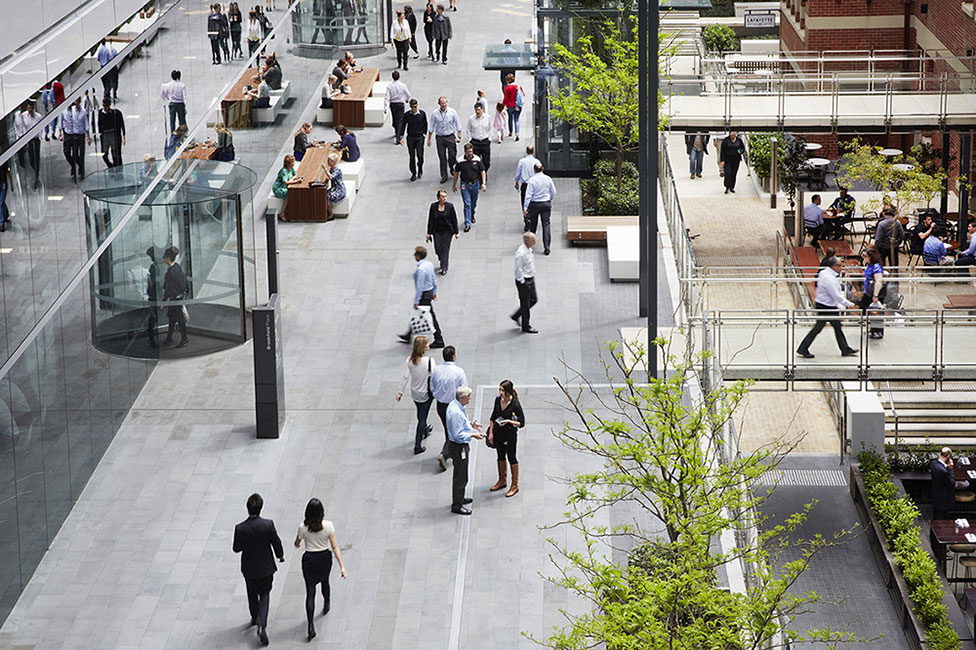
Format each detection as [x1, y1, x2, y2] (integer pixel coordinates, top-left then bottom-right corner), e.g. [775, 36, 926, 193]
[273, 154, 303, 220]
[260, 58, 282, 91]
[334, 125, 360, 162]
[343, 51, 360, 72]
[332, 59, 349, 82]
[212, 122, 235, 161]
[322, 152, 347, 219]
[321, 75, 343, 109]
[164, 125, 188, 160]
[245, 79, 271, 108]
[294, 122, 318, 161]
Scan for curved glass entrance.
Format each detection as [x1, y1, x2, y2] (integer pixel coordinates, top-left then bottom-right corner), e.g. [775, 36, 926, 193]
[81, 160, 258, 359]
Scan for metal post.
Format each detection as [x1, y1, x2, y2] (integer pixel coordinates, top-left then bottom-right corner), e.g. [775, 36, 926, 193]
[638, 0, 658, 377]
[940, 130, 951, 218]
[770, 136, 778, 209]
[266, 214, 279, 298]
[960, 132, 972, 244]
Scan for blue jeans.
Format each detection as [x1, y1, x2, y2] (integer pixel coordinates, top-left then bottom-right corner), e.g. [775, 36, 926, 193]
[460, 181, 480, 227]
[689, 149, 704, 176]
[507, 106, 520, 135]
[414, 396, 433, 450]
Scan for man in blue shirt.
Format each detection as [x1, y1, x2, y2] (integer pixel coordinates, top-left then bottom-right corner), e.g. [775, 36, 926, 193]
[430, 345, 467, 470]
[514, 145, 541, 210]
[59, 97, 91, 182]
[96, 39, 119, 102]
[399, 246, 444, 348]
[427, 96, 461, 183]
[922, 228, 949, 266]
[446, 386, 484, 515]
[956, 221, 976, 269]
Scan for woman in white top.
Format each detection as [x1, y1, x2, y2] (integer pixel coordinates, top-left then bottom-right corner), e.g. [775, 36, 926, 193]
[395, 335, 435, 455]
[246, 10, 263, 57]
[294, 498, 347, 641]
[390, 10, 412, 71]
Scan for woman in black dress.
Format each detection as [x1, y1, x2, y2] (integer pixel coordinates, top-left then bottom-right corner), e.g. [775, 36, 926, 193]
[422, 2, 436, 60]
[488, 380, 524, 498]
[162, 246, 189, 347]
[426, 190, 459, 275]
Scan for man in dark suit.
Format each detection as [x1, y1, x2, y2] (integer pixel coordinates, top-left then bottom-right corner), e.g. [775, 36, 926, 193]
[233, 493, 284, 646]
[931, 447, 956, 520]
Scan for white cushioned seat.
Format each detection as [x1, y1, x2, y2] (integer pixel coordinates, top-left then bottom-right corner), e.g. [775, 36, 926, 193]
[338, 159, 365, 186]
[364, 97, 385, 127]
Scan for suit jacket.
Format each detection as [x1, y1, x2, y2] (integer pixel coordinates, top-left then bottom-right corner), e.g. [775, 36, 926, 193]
[431, 14, 452, 40]
[233, 514, 284, 579]
[931, 459, 956, 514]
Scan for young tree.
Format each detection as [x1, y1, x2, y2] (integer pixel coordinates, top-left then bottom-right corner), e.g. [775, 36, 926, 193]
[835, 139, 946, 215]
[532, 340, 867, 650]
[549, 18, 671, 192]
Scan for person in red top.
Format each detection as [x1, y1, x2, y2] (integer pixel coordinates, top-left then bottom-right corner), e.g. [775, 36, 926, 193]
[42, 80, 66, 140]
[502, 74, 523, 141]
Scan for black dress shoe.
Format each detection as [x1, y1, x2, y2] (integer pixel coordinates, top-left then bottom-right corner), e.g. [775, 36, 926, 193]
[418, 170, 423, 178]
[257, 626, 269, 646]
[451, 506, 471, 515]
[462, 497, 472, 504]
[543, 249, 551, 255]
[440, 176, 448, 183]
[842, 348, 859, 357]
[471, 216, 476, 224]
[410, 174, 417, 181]
[323, 601, 331, 615]
[510, 314, 521, 326]
[463, 225, 470, 232]
[249, 618, 258, 627]
[796, 350, 814, 359]
[430, 340, 445, 349]
[522, 327, 539, 334]
[730, 188, 735, 193]
[414, 446, 426, 455]
[398, 334, 410, 343]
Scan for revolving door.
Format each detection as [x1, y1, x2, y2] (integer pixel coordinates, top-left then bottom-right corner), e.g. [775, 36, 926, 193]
[81, 160, 258, 359]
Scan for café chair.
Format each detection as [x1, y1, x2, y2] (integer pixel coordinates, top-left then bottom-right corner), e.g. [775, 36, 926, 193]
[949, 544, 976, 584]
[956, 491, 976, 504]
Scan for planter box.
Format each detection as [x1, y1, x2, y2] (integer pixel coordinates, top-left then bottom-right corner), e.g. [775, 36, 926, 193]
[849, 464, 976, 650]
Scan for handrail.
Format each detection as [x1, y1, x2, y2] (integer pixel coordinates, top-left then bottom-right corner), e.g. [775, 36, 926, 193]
[885, 381, 899, 451]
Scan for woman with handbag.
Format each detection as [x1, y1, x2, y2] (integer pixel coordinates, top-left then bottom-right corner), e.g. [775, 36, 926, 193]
[426, 190, 459, 275]
[396, 335, 436, 455]
[487, 380, 525, 498]
[859, 246, 886, 340]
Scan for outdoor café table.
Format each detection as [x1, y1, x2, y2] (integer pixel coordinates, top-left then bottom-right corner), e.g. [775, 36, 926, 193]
[880, 148, 903, 158]
[952, 457, 976, 481]
[222, 68, 260, 129]
[178, 143, 217, 160]
[807, 157, 830, 167]
[930, 517, 976, 579]
[282, 143, 338, 222]
[817, 240, 853, 258]
[332, 67, 380, 129]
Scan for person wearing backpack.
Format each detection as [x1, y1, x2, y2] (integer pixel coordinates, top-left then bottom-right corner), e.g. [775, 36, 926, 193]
[502, 74, 524, 141]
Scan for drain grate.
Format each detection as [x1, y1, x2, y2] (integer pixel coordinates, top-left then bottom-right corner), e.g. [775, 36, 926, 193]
[759, 469, 848, 487]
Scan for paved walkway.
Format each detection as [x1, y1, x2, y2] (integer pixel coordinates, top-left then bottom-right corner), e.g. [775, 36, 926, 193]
[0, 1, 652, 648]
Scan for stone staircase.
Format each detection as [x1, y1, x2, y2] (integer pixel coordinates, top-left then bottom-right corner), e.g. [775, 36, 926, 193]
[878, 382, 976, 445]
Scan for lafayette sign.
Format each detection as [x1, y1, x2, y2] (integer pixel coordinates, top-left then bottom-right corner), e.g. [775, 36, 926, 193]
[744, 10, 776, 28]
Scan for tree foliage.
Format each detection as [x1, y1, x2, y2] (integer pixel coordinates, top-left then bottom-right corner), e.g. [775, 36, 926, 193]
[532, 340, 871, 650]
[835, 139, 946, 215]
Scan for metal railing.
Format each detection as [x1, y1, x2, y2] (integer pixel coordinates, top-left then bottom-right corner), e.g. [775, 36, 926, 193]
[659, 139, 698, 321]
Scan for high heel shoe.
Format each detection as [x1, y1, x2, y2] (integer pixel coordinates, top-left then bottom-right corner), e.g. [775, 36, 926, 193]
[307, 623, 316, 640]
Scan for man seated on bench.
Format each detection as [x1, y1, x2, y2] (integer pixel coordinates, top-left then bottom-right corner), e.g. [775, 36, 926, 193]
[825, 187, 856, 237]
[244, 78, 270, 108]
[803, 194, 826, 245]
[922, 227, 956, 274]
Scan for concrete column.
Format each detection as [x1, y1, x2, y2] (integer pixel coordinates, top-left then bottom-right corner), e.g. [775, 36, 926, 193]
[846, 390, 885, 456]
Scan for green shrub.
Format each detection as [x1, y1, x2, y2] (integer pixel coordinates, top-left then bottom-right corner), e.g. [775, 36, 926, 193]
[856, 450, 961, 649]
[702, 24, 737, 53]
[592, 159, 638, 215]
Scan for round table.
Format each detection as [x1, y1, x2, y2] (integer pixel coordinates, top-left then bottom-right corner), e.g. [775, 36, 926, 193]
[807, 157, 830, 167]
[803, 143, 823, 152]
[879, 148, 903, 157]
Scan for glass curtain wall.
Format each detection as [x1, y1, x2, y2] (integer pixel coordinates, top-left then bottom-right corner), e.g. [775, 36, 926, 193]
[291, 0, 386, 59]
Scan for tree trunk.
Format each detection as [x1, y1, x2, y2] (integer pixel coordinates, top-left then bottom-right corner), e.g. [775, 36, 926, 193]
[615, 148, 624, 193]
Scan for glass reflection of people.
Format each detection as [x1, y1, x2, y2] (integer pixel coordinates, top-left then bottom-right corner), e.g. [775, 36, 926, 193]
[164, 124, 188, 160]
[139, 154, 158, 184]
[145, 246, 164, 348]
[0, 162, 10, 233]
[309, 0, 328, 45]
[161, 246, 189, 348]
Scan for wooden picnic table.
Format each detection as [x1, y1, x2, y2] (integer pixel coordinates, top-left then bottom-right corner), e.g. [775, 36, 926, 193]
[178, 143, 217, 160]
[332, 68, 380, 129]
[817, 240, 854, 258]
[283, 144, 339, 222]
[222, 68, 261, 129]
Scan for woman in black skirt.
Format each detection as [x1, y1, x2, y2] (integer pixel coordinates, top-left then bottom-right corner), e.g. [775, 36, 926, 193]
[294, 498, 348, 641]
[426, 189, 459, 275]
[488, 380, 525, 498]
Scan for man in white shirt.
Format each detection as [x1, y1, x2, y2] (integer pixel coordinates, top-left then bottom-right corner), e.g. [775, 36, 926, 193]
[465, 103, 493, 175]
[161, 69, 187, 132]
[514, 145, 541, 209]
[383, 70, 410, 145]
[796, 256, 857, 359]
[511, 232, 539, 334]
[803, 194, 825, 245]
[522, 163, 557, 255]
[15, 102, 43, 187]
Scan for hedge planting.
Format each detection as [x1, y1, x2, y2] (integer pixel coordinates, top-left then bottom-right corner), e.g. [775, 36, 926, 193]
[857, 450, 961, 650]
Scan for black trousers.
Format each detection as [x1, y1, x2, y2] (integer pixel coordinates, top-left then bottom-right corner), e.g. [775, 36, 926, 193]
[101, 68, 119, 100]
[210, 38, 222, 63]
[435, 135, 457, 181]
[435, 38, 449, 63]
[63, 134, 86, 177]
[19, 138, 40, 183]
[519, 183, 527, 211]
[403, 289, 443, 343]
[723, 158, 740, 190]
[432, 231, 453, 271]
[797, 303, 853, 354]
[446, 440, 469, 508]
[511, 278, 537, 330]
[407, 135, 424, 175]
[494, 430, 518, 464]
[245, 575, 273, 627]
[470, 138, 491, 173]
[390, 102, 405, 141]
[165, 305, 188, 343]
[524, 201, 552, 250]
[101, 129, 123, 167]
[394, 39, 410, 68]
[424, 31, 434, 58]
[436, 400, 450, 458]
[877, 245, 899, 269]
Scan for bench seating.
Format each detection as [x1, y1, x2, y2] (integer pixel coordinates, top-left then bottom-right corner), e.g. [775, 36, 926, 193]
[252, 95, 283, 124]
[270, 80, 291, 104]
[607, 225, 639, 281]
[567, 215, 638, 244]
[266, 177, 358, 217]
[316, 107, 333, 125]
[372, 81, 390, 97]
[364, 97, 385, 126]
[338, 159, 364, 186]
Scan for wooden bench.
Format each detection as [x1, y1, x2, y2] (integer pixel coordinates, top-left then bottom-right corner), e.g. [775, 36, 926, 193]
[944, 295, 976, 309]
[332, 68, 380, 129]
[566, 215, 638, 244]
[817, 240, 854, 259]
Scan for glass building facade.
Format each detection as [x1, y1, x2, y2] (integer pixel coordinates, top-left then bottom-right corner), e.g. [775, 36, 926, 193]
[291, 0, 387, 59]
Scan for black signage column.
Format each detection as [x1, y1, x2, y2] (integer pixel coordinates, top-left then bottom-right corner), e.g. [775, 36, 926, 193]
[253, 294, 285, 438]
